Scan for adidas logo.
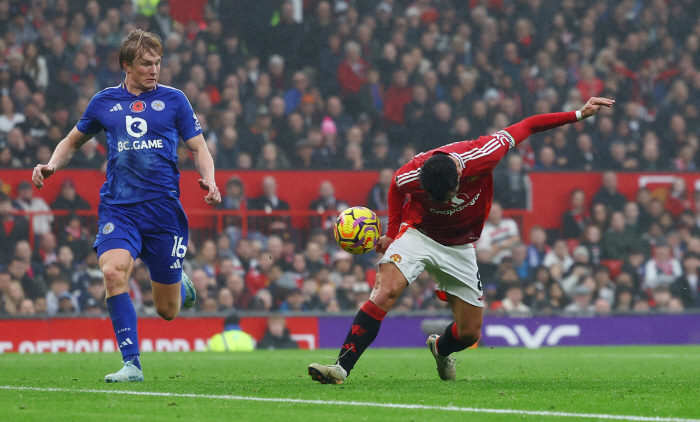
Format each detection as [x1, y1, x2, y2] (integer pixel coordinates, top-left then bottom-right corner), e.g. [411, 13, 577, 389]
[170, 260, 181, 269]
[110, 103, 123, 112]
[120, 338, 133, 348]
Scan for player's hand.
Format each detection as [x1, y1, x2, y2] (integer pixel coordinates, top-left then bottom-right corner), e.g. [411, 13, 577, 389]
[199, 179, 221, 205]
[32, 163, 55, 189]
[580, 97, 615, 119]
[375, 236, 394, 254]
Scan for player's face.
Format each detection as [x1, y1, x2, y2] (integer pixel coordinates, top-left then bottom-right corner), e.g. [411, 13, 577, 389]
[126, 50, 161, 92]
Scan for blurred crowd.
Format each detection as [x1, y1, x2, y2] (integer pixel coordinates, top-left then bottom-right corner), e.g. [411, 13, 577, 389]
[2, 0, 700, 317]
[0, 0, 699, 173]
[3, 168, 700, 318]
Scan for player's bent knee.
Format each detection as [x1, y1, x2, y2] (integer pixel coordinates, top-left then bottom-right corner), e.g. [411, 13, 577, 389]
[102, 266, 128, 296]
[156, 304, 179, 321]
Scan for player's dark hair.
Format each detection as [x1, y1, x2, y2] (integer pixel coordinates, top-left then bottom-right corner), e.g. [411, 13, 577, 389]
[419, 154, 459, 203]
[224, 313, 241, 327]
[119, 29, 163, 71]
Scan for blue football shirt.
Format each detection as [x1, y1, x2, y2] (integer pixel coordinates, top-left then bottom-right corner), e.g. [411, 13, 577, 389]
[76, 83, 202, 205]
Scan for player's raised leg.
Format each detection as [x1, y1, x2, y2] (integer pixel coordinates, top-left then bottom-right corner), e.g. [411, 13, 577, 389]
[427, 294, 483, 380]
[309, 262, 407, 384]
[100, 248, 144, 383]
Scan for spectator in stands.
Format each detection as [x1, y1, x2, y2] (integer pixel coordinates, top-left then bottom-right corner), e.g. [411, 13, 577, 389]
[602, 211, 637, 260]
[561, 188, 588, 239]
[564, 284, 595, 315]
[0, 193, 29, 264]
[533, 145, 559, 171]
[501, 283, 531, 316]
[257, 315, 298, 350]
[225, 274, 253, 310]
[337, 41, 369, 114]
[624, 201, 643, 239]
[46, 274, 77, 316]
[309, 180, 348, 230]
[57, 213, 91, 262]
[279, 288, 309, 312]
[543, 239, 574, 273]
[326, 96, 353, 138]
[50, 178, 90, 211]
[284, 71, 309, 116]
[493, 154, 531, 210]
[476, 202, 520, 264]
[650, 284, 684, 313]
[526, 226, 549, 270]
[590, 202, 609, 231]
[593, 172, 628, 213]
[643, 240, 682, 292]
[208, 313, 255, 352]
[248, 175, 290, 235]
[580, 224, 604, 265]
[671, 252, 700, 309]
[218, 176, 247, 232]
[13, 180, 52, 239]
[77, 276, 106, 314]
[69, 138, 105, 169]
[365, 133, 395, 170]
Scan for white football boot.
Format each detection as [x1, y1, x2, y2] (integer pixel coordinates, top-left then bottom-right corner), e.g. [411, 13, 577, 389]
[426, 334, 456, 380]
[104, 359, 144, 383]
[308, 363, 347, 384]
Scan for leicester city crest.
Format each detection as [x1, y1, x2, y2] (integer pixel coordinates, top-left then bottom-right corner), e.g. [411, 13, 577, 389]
[103, 222, 115, 235]
[151, 100, 165, 111]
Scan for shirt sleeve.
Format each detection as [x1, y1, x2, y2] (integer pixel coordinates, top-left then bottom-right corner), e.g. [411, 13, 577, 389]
[449, 133, 512, 176]
[175, 90, 203, 142]
[386, 179, 405, 239]
[75, 96, 104, 135]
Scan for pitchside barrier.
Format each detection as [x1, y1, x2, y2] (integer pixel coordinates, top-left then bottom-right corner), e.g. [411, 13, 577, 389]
[1, 313, 699, 353]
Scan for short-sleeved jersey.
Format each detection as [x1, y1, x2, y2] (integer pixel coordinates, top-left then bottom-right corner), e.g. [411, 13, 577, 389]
[76, 83, 202, 205]
[388, 130, 515, 246]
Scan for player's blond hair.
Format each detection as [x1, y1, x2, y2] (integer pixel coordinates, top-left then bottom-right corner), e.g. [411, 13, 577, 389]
[118, 29, 163, 71]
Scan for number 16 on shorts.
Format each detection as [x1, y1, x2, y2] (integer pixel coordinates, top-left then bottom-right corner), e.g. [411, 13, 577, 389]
[172, 236, 187, 258]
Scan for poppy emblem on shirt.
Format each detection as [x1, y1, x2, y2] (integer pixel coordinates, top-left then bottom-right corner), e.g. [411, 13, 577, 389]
[151, 100, 165, 111]
[103, 222, 115, 235]
[390, 254, 402, 263]
[130, 100, 146, 113]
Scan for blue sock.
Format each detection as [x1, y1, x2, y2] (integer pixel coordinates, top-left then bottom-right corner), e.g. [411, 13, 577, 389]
[180, 279, 186, 306]
[107, 292, 141, 370]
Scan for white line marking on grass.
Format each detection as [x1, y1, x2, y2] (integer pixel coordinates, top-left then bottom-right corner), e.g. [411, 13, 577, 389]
[1, 385, 697, 422]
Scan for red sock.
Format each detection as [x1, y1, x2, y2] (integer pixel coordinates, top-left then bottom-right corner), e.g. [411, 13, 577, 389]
[436, 322, 467, 357]
[337, 301, 386, 375]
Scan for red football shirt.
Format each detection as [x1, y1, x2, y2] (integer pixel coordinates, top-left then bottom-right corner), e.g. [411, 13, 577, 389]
[386, 111, 578, 246]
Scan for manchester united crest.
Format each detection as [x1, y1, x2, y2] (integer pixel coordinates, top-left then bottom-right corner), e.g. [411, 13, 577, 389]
[390, 254, 402, 263]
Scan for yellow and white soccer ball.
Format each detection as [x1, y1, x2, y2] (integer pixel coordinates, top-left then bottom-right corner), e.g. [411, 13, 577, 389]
[334, 206, 382, 254]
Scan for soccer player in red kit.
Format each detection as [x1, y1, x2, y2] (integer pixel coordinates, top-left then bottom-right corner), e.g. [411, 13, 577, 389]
[309, 97, 614, 384]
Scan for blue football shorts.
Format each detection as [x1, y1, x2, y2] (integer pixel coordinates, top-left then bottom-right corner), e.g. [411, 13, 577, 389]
[94, 197, 189, 284]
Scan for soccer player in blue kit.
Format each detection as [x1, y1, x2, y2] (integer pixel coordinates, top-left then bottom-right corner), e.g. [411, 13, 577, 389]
[32, 30, 221, 382]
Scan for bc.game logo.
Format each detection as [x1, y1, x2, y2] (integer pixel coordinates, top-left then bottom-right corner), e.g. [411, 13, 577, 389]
[485, 324, 580, 348]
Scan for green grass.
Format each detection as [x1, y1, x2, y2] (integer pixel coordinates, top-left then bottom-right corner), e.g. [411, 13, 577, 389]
[1, 346, 699, 421]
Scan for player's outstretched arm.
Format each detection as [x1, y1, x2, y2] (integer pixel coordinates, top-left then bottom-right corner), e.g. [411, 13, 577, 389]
[504, 97, 615, 145]
[185, 133, 221, 205]
[32, 127, 94, 189]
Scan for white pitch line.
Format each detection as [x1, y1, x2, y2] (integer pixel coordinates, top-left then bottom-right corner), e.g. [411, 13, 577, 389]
[1, 385, 698, 422]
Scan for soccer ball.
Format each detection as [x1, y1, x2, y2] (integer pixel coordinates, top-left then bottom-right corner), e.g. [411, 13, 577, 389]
[334, 207, 382, 254]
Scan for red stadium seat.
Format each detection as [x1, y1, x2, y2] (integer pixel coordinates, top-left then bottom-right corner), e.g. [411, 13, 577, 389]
[600, 259, 623, 280]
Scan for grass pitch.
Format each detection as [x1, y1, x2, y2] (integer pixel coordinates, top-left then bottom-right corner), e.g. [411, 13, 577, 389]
[1, 346, 699, 421]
